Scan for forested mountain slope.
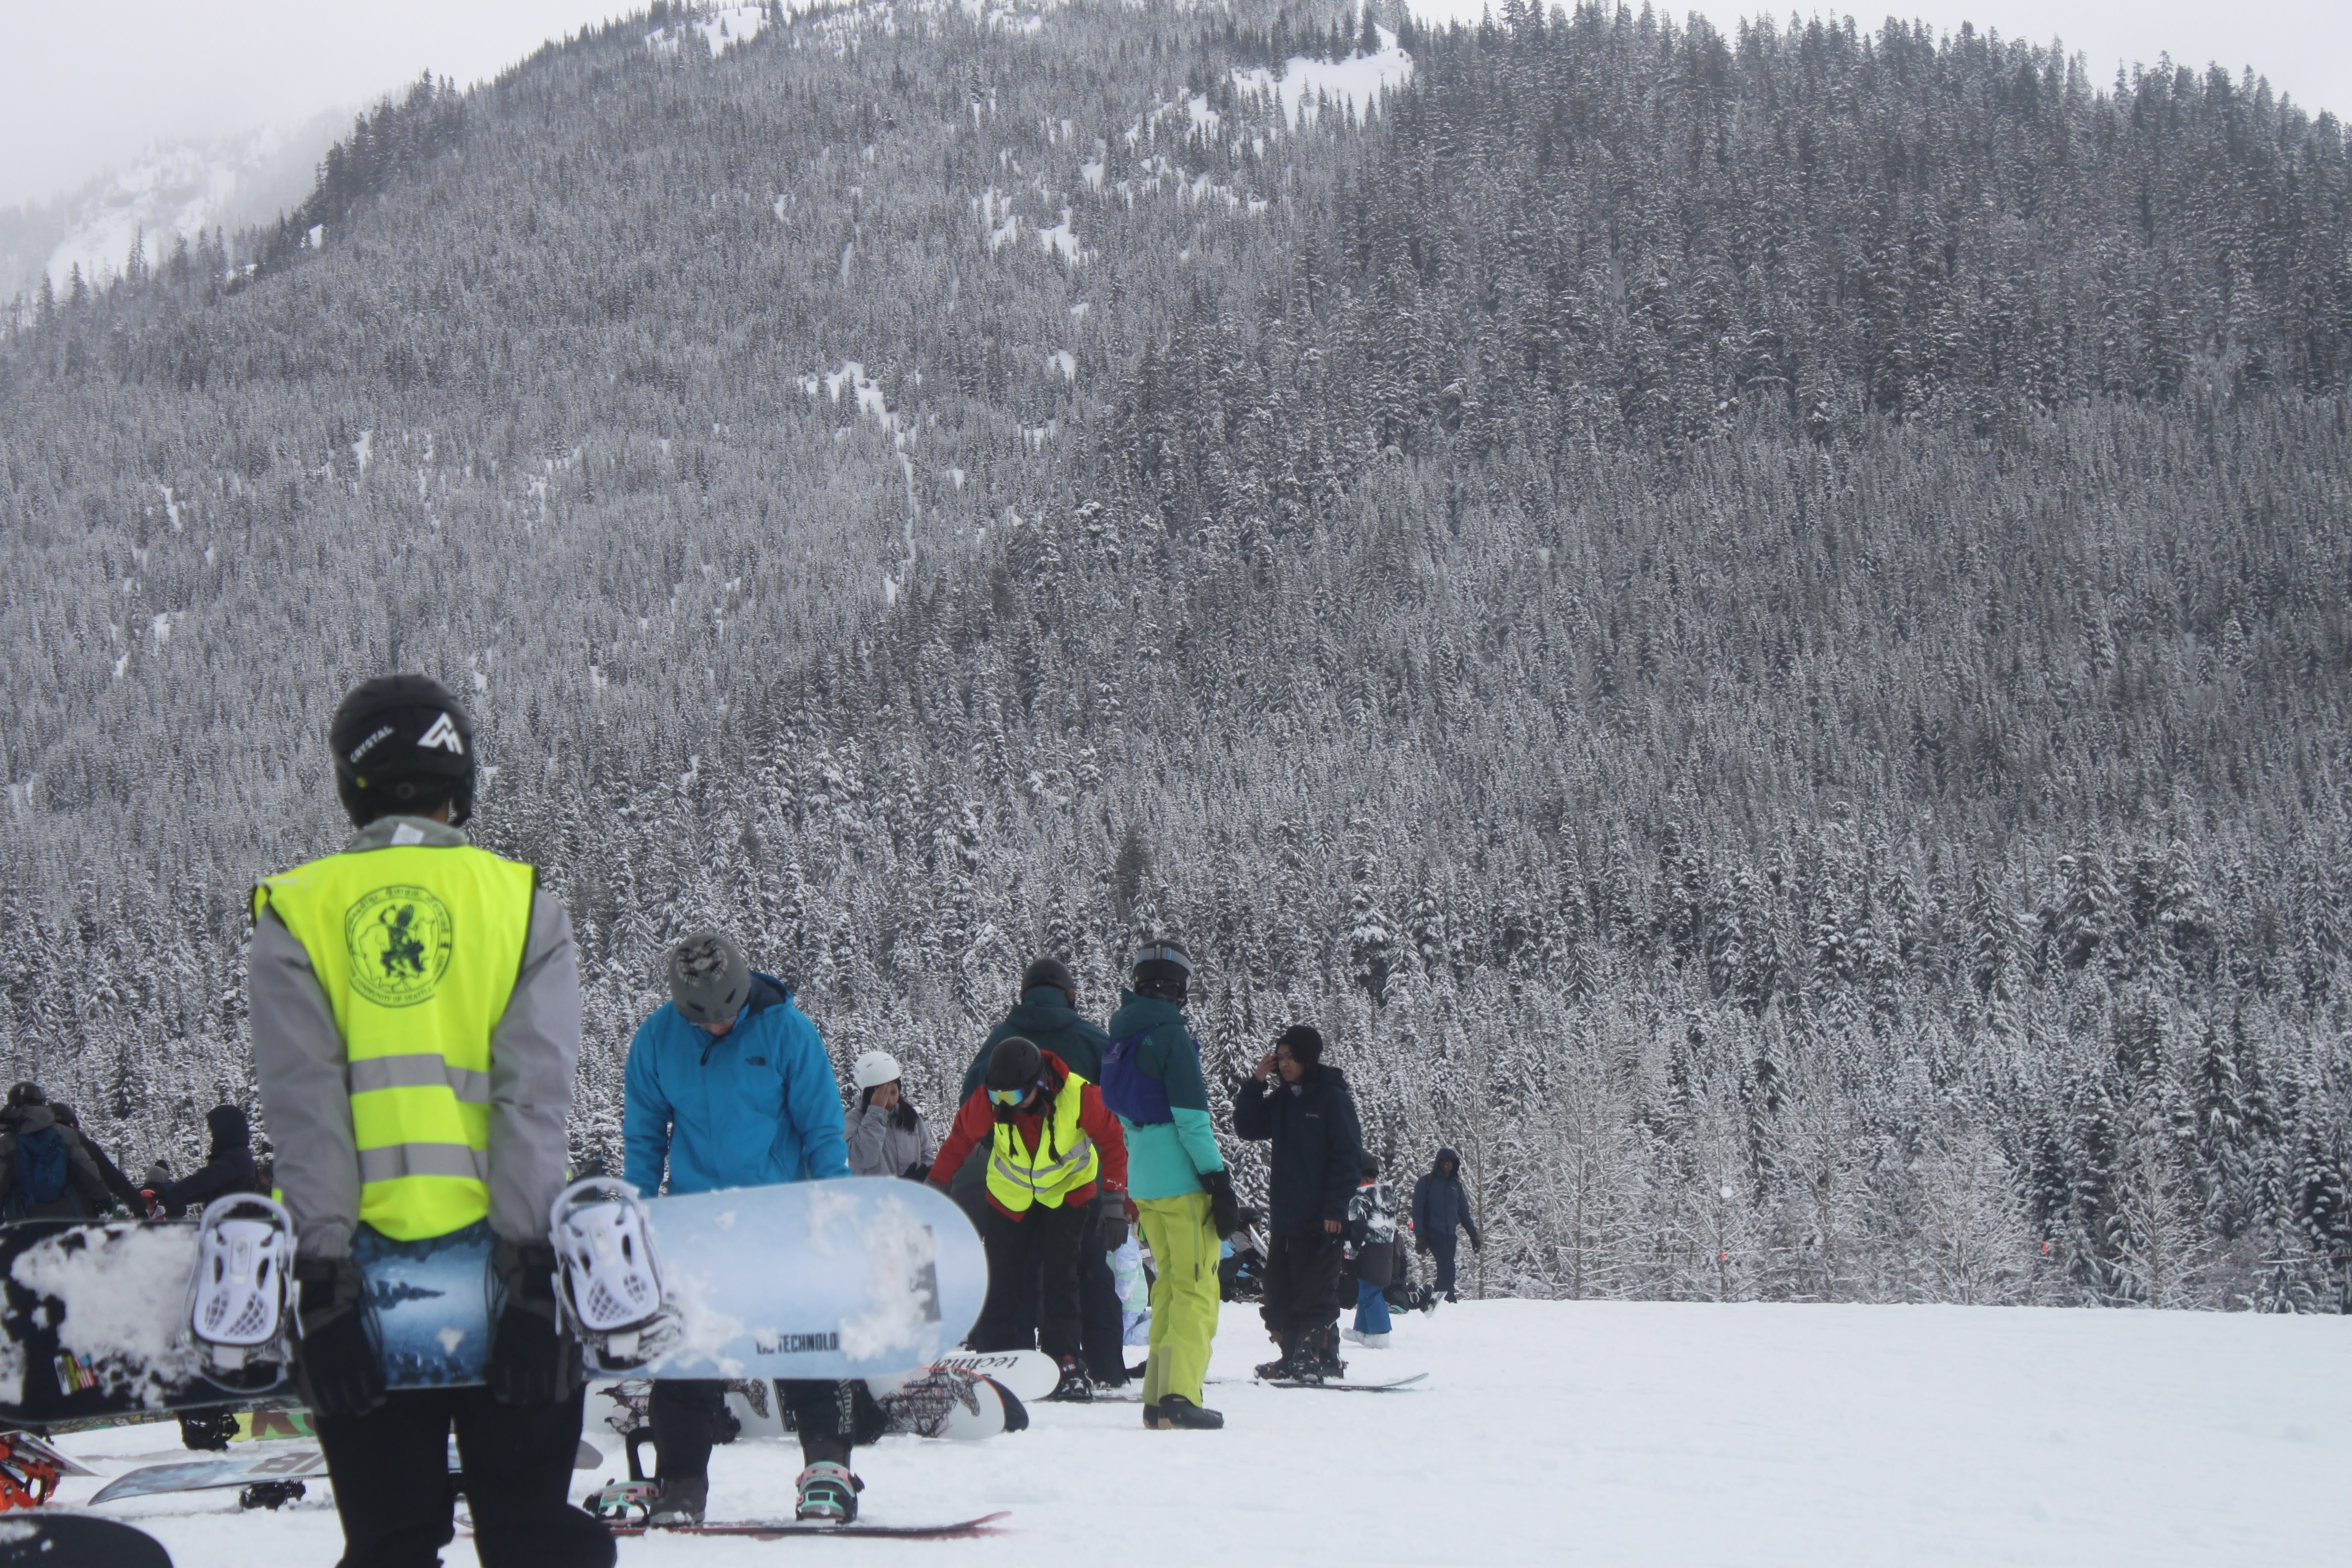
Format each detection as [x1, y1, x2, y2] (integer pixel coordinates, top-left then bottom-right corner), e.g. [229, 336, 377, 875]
[2, 1, 2347, 1310]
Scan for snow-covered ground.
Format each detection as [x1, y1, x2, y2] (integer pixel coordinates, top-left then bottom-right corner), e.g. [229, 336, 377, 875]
[53, 1298, 2350, 1566]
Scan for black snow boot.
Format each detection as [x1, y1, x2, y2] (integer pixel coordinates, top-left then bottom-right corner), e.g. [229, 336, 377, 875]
[1308, 1326, 1348, 1382]
[1152, 1395, 1224, 1430]
[1253, 1337, 1298, 1380]
[645, 1475, 708, 1527]
[1045, 1355, 1094, 1403]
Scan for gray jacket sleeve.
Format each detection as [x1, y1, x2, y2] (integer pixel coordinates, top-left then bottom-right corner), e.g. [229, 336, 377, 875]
[844, 1103, 889, 1177]
[250, 908, 361, 1261]
[486, 889, 580, 1247]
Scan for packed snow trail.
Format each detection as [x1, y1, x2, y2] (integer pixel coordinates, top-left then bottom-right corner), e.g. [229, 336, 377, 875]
[51, 1298, 2350, 1566]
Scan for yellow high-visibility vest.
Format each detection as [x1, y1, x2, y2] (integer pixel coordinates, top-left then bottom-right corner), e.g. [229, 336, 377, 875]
[254, 841, 535, 1241]
[985, 1070, 1101, 1213]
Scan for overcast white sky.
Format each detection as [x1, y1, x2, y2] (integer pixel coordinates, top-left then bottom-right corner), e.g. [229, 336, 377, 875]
[1, 1, 2346, 209]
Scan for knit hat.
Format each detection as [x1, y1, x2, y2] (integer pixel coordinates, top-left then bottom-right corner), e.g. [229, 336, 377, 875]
[1275, 1024, 1324, 1066]
[1021, 956, 1077, 1004]
[985, 1036, 1045, 1093]
[668, 930, 751, 1026]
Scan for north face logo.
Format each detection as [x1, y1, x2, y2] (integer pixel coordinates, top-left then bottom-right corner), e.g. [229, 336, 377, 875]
[417, 713, 465, 754]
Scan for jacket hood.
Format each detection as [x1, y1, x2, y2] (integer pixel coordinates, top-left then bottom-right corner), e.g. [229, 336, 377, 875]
[1019, 985, 1077, 1013]
[206, 1105, 251, 1152]
[745, 971, 792, 1016]
[1432, 1147, 1461, 1174]
[4, 1104, 59, 1134]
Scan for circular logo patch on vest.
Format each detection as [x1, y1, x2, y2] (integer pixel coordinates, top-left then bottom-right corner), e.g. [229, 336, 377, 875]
[344, 885, 455, 1008]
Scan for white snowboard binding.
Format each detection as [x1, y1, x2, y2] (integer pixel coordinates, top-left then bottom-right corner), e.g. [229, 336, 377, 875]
[550, 1177, 679, 1372]
[186, 1194, 298, 1391]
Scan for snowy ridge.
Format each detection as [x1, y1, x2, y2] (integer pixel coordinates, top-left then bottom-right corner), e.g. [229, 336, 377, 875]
[1234, 29, 1414, 131]
[645, 3, 776, 58]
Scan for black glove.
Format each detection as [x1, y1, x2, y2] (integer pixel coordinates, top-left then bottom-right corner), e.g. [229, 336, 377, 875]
[1199, 1170, 1242, 1240]
[891, 1100, 920, 1133]
[901, 1162, 931, 1182]
[1470, 1233, 1483, 1252]
[487, 1240, 579, 1407]
[294, 1255, 386, 1420]
[1099, 1188, 1130, 1251]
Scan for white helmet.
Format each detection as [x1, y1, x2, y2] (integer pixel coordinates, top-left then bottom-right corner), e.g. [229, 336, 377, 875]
[852, 1051, 902, 1092]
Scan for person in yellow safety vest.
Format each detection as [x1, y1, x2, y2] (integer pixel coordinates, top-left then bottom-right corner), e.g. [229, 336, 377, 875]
[928, 1036, 1128, 1403]
[249, 676, 613, 1568]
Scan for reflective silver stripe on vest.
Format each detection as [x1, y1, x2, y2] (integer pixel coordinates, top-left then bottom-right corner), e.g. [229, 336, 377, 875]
[357, 1143, 490, 1184]
[346, 1054, 492, 1106]
[990, 1135, 1097, 1195]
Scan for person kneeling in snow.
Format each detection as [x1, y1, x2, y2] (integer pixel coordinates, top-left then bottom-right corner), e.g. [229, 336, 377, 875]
[1232, 1025, 1364, 1382]
[1342, 1155, 1399, 1349]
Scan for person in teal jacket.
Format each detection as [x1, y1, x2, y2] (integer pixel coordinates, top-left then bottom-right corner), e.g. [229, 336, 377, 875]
[1102, 937, 1241, 1430]
[622, 931, 869, 1528]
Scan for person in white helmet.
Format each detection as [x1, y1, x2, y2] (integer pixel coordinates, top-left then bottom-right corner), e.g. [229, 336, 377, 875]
[845, 1051, 934, 1179]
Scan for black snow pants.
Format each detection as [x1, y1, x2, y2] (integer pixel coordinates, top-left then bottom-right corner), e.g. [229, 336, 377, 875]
[1427, 1231, 1460, 1299]
[650, 1378, 884, 1479]
[313, 1386, 613, 1568]
[1259, 1231, 1346, 1348]
[972, 1201, 1086, 1361]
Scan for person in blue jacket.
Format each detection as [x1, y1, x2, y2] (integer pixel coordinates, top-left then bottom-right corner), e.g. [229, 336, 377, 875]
[623, 930, 875, 1528]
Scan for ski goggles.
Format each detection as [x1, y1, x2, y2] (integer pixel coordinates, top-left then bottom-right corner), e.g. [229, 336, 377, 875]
[1133, 942, 1193, 977]
[988, 1084, 1034, 1108]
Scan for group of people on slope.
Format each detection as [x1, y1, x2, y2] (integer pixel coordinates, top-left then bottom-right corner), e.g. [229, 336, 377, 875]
[35, 673, 1490, 1568]
[0, 1082, 266, 1225]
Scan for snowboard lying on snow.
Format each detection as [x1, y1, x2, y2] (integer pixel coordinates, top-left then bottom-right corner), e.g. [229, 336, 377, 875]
[88, 1436, 605, 1506]
[602, 1510, 1011, 1540]
[0, 1179, 984, 1428]
[1213, 1372, 1429, 1392]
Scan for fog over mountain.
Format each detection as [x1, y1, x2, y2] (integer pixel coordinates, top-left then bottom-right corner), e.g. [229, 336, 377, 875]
[2, 0, 2348, 1314]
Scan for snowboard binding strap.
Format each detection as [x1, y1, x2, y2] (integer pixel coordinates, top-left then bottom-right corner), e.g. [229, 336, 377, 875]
[187, 1193, 299, 1392]
[0, 1435, 61, 1512]
[550, 1178, 679, 1372]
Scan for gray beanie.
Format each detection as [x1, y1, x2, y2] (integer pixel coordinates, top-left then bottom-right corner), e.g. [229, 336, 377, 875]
[668, 930, 750, 1026]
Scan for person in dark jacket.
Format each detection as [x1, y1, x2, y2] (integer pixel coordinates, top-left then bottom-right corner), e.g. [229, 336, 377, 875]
[48, 1102, 147, 1215]
[1411, 1146, 1482, 1302]
[955, 957, 1128, 1386]
[0, 1083, 110, 1220]
[1230, 1025, 1363, 1382]
[153, 1105, 263, 1218]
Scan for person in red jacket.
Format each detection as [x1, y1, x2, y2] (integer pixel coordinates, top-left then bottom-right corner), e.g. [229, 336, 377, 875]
[930, 1036, 1127, 1402]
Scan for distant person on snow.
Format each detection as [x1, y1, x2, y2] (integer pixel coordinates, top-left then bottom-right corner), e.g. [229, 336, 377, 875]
[1411, 1147, 1481, 1303]
[150, 1104, 263, 1218]
[956, 956, 1129, 1389]
[45, 1101, 147, 1216]
[1232, 1025, 1364, 1383]
[1101, 936, 1242, 1430]
[624, 929, 875, 1528]
[0, 1083, 111, 1220]
[844, 1051, 934, 1179]
[1342, 1154, 1399, 1349]
[930, 1033, 1129, 1403]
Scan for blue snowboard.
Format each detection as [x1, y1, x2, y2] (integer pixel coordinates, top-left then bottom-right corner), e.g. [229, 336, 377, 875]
[0, 1178, 982, 1426]
[349, 1178, 984, 1385]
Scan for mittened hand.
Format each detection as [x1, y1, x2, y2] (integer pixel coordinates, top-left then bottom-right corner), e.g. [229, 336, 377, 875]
[1199, 1170, 1242, 1239]
[293, 1255, 386, 1420]
[487, 1241, 578, 1407]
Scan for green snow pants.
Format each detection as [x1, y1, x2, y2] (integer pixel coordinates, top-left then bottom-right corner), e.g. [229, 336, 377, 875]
[1137, 1190, 1221, 1408]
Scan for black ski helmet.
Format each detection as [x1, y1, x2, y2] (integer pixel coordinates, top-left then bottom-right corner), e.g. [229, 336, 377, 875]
[329, 675, 477, 828]
[985, 1036, 1045, 1094]
[1131, 936, 1193, 1001]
